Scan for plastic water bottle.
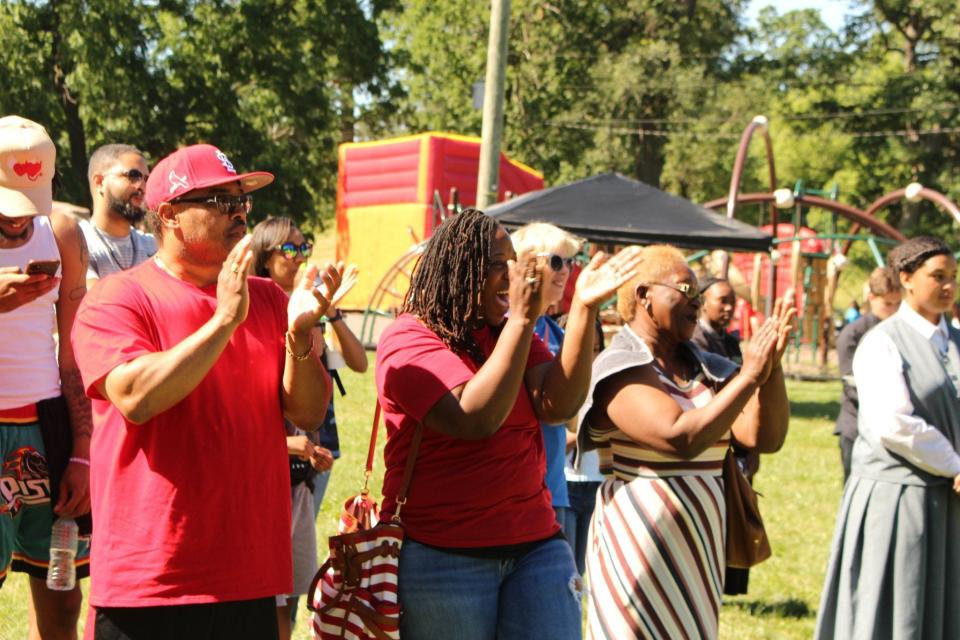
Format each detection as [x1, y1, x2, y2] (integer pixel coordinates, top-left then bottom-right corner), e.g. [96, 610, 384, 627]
[46, 517, 78, 591]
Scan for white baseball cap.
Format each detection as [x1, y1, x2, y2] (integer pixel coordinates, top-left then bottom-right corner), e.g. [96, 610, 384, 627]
[0, 116, 56, 218]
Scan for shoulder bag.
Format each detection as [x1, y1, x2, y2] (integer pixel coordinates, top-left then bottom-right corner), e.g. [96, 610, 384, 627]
[723, 446, 771, 569]
[308, 402, 422, 640]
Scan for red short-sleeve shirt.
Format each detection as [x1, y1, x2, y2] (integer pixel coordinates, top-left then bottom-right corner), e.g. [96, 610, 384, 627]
[376, 314, 559, 547]
[72, 260, 293, 607]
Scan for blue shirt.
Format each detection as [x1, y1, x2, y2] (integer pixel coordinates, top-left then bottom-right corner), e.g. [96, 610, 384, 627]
[534, 315, 570, 508]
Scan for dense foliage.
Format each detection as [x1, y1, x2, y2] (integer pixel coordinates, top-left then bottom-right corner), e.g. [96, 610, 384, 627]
[2, 1, 958, 247]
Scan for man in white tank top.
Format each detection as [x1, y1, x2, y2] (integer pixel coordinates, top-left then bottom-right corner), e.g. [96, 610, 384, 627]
[80, 144, 157, 289]
[0, 116, 92, 639]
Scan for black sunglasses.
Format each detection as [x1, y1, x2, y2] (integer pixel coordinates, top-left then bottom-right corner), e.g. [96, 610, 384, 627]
[104, 168, 149, 184]
[172, 194, 252, 216]
[274, 241, 313, 260]
[536, 252, 576, 272]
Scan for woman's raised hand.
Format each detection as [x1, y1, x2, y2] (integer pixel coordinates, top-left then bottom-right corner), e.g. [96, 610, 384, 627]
[761, 297, 796, 383]
[329, 263, 359, 309]
[741, 317, 780, 384]
[507, 251, 546, 323]
[574, 246, 644, 308]
[288, 261, 343, 333]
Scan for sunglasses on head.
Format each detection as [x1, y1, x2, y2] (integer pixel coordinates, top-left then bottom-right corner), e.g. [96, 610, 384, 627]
[643, 282, 701, 301]
[274, 241, 313, 260]
[104, 168, 149, 184]
[535, 252, 576, 272]
[172, 194, 253, 216]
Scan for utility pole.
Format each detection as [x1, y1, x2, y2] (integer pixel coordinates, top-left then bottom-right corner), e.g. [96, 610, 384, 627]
[476, 0, 510, 210]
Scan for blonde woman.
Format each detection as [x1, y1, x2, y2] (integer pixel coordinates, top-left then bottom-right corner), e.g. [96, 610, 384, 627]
[511, 222, 584, 528]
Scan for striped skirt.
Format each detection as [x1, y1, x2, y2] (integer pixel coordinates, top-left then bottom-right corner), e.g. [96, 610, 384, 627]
[586, 475, 725, 640]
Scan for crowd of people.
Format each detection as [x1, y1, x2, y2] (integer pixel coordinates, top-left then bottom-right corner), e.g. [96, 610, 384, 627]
[1, 113, 959, 640]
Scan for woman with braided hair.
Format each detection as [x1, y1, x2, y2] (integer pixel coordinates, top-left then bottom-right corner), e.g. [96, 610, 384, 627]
[375, 208, 641, 639]
[816, 237, 960, 640]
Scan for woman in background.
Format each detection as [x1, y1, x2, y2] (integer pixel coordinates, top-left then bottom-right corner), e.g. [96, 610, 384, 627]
[510, 222, 583, 529]
[816, 237, 960, 639]
[251, 217, 365, 638]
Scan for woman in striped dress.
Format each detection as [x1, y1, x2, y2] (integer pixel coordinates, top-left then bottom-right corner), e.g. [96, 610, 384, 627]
[578, 245, 792, 639]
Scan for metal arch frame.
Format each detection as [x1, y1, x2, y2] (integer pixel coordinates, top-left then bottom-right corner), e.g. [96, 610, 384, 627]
[703, 193, 907, 243]
[840, 186, 960, 256]
[720, 115, 779, 278]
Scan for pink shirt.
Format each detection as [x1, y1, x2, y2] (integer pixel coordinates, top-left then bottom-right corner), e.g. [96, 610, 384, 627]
[376, 314, 559, 547]
[72, 260, 293, 606]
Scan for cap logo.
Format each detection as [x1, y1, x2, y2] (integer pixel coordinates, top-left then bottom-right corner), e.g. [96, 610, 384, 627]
[168, 169, 189, 194]
[215, 150, 236, 174]
[13, 161, 42, 182]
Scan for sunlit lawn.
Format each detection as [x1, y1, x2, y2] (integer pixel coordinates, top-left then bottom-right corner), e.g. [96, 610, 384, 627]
[0, 376, 844, 639]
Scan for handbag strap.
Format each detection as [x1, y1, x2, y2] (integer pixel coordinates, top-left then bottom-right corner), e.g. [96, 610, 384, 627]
[362, 400, 423, 522]
[393, 419, 423, 523]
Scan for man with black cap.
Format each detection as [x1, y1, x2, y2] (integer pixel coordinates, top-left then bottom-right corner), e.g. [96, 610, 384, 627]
[72, 144, 341, 638]
[0, 115, 92, 639]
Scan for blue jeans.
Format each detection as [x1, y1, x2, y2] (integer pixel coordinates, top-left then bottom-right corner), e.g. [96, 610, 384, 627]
[399, 538, 582, 640]
[558, 481, 601, 576]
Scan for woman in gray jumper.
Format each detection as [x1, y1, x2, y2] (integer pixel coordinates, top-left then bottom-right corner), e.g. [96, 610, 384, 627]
[816, 237, 960, 639]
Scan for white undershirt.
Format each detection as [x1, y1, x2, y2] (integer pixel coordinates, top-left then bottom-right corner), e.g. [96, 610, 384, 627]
[852, 303, 960, 478]
[0, 217, 62, 408]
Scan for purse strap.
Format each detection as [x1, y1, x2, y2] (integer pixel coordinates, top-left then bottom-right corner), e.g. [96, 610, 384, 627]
[361, 400, 423, 524]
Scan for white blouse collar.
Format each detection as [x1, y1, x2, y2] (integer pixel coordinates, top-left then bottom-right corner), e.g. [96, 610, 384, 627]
[896, 302, 949, 343]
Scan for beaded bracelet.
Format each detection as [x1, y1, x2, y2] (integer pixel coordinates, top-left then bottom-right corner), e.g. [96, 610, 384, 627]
[285, 331, 314, 361]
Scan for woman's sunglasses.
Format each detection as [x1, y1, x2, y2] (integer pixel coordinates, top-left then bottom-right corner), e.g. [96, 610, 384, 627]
[536, 253, 577, 272]
[274, 241, 313, 260]
[643, 282, 702, 301]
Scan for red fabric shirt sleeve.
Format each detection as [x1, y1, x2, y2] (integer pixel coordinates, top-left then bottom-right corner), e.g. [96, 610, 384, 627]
[72, 275, 157, 400]
[378, 317, 475, 423]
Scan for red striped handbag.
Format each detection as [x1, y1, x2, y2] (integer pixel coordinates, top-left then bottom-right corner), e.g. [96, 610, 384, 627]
[308, 403, 422, 640]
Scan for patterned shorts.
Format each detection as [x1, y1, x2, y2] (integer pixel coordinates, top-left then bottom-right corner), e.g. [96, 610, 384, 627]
[0, 405, 90, 586]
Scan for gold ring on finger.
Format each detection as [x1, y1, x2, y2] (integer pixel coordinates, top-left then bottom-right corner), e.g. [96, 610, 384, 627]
[525, 276, 538, 284]
[230, 263, 240, 274]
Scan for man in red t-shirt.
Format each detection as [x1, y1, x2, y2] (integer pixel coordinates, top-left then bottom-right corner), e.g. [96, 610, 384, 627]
[71, 144, 340, 639]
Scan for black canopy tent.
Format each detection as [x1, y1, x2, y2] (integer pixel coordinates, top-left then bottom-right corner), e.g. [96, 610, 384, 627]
[485, 172, 772, 253]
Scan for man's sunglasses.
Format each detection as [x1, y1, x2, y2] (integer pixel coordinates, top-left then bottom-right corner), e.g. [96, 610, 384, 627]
[536, 252, 577, 272]
[172, 194, 253, 216]
[274, 241, 313, 260]
[643, 282, 702, 301]
[103, 168, 149, 184]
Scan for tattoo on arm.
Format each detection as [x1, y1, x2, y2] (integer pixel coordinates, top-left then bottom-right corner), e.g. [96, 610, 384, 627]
[60, 367, 92, 440]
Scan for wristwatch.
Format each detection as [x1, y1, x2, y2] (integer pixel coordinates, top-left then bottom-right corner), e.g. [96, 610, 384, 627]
[328, 310, 343, 323]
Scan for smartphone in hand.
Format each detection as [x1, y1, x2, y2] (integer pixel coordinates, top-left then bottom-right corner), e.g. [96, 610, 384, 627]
[25, 259, 60, 277]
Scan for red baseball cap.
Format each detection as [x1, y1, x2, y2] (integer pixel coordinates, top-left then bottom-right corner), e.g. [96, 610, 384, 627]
[145, 143, 274, 211]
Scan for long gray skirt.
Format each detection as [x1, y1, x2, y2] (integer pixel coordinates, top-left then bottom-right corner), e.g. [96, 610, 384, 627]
[815, 475, 960, 640]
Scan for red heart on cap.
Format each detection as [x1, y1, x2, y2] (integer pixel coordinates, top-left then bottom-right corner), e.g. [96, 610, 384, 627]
[13, 161, 42, 181]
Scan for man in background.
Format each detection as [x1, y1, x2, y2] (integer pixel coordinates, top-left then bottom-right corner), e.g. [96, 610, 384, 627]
[834, 266, 902, 481]
[0, 115, 92, 639]
[80, 144, 156, 289]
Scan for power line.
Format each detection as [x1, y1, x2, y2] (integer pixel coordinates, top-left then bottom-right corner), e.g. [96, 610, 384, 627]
[543, 103, 960, 127]
[544, 120, 960, 141]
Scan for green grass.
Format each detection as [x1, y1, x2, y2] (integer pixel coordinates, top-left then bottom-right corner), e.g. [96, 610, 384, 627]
[1, 376, 845, 639]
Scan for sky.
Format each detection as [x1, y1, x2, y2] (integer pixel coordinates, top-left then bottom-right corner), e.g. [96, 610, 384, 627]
[747, 0, 851, 32]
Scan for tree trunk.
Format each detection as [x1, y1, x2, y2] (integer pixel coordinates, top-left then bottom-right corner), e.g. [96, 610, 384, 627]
[48, 1, 87, 204]
[634, 131, 664, 187]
